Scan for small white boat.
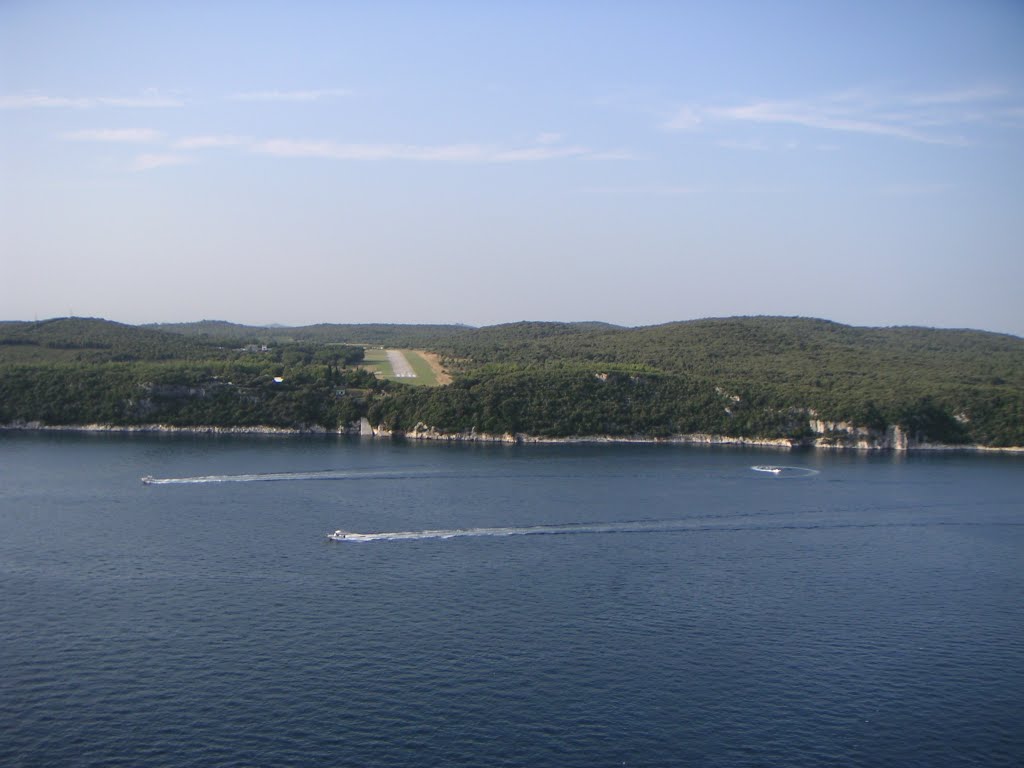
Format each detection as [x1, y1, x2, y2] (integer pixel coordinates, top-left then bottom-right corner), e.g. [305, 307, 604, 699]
[141, 475, 155, 484]
[327, 529, 350, 541]
[752, 465, 783, 475]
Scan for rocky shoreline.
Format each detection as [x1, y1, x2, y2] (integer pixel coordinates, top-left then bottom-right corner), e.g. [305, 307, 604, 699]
[3, 419, 1022, 453]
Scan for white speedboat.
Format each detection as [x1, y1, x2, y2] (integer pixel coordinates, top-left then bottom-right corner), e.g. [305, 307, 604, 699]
[752, 465, 783, 475]
[327, 529, 350, 541]
[141, 475, 155, 484]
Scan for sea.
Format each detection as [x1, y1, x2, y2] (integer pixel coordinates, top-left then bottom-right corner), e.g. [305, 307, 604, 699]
[1, 431, 1022, 767]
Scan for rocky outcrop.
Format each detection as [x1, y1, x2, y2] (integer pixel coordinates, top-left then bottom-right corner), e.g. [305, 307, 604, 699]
[4, 420, 1020, 452]
[360, 420, 1022, 452]
[808, 419, 910, 450]
[366, 422, 518, 443]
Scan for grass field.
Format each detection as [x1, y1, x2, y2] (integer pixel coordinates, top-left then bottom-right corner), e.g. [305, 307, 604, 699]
[402, 350, 440, 386]
[361, 348, 395, 378]
[361, 348, 440, 386]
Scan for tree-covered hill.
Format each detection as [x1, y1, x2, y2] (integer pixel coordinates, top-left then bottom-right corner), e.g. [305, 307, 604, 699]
[145, 319, 621, 348]
[387, 316, 1024, 446]
[146, 320, 474, 347]
[0, 318, 373, 429]
[0, 317, 229, 362]
[3, 315, 1022, 447]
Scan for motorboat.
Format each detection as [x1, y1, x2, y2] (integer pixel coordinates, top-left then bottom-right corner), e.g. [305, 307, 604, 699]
[752, 465, 783, 475]
[141, 475, 155, 484]
[327, 529, 350, 541]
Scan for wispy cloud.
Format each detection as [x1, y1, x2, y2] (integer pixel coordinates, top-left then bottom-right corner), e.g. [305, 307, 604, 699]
[588, 149, 636, 161]
[61, 128, 163, 143]
[1, 94, 90, 109]
[64, 129, 615, 169]
[132, 153, 193, 171]
[535, 132, 563, 145]
[713, 101, 956, 143]
[1, 91, 184, 109]
[908, 86, 1006, 105]
[488, 145, 591, 162]
[583, 184, 695, 197]
[664, 86, 1014, 145]
[716, 138, 771, 151]
[97, 95, 184, 108]
[663, 107, 701, 132]
[249, 138, 591, 163]
[230, 88, 350, 102]
[174, 134, 249, 150]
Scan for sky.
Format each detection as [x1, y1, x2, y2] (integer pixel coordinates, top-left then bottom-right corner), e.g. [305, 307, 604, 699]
[2, 1, 1023, 335]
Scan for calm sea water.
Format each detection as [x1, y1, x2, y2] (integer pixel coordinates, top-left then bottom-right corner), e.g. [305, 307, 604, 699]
[1, 432, 1022, 767]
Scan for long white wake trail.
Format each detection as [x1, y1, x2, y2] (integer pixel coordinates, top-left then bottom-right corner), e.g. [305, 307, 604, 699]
[143, 469, 441, 485]
[337, 517, 781, 542]
[342, 522, 634, 542]
[334, 512, 988, 543]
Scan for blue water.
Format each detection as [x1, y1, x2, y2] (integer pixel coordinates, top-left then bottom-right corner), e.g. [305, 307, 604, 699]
[2, 432, 1022, 767]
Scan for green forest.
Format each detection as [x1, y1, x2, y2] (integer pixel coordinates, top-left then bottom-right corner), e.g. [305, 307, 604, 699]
[2, 316, 1022, 447]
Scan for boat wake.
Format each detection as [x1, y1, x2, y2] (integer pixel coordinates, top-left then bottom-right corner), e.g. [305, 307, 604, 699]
[750, 465, 820, 478]
[333, 521, 656, 542]
[143, 466, 821, 486]
[330, 514, 1020, 543]
[329, 514, 848, 542]
[142, 469, 442, 485]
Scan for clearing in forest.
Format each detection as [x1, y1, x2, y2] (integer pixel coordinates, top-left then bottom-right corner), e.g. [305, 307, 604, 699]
[361, 348, 447, 386]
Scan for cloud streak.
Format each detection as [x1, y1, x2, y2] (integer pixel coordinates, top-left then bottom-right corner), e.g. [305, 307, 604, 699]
[1, 92, 184, 109]
[163, 135, 596, 163]
[713, 101, 958, 144]
[174, 134, 250, 150]
[132, 153, 192, 171]
[664, 86, 1014, 145]
[249, 138, 591, 162]
[230, 88, 350, 102]
[61, 128, 163, 143]
[59, 128, 613, 169]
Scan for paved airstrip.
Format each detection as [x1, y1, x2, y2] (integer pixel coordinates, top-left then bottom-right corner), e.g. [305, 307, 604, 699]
[386, 349, 416, 378]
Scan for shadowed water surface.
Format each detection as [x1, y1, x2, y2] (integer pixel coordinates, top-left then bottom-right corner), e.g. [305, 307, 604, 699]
[1, 433, 1022, 767]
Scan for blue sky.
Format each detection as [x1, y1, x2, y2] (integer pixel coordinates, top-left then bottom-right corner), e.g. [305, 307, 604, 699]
[2, 1, 1022, 334]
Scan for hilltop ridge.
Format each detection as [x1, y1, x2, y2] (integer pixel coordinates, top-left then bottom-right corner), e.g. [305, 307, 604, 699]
[2, 315, 1022, 448]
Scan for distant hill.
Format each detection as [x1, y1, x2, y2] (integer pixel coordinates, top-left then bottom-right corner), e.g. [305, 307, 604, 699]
[383, 316, 1024, 447]
[0, 317, 225, 362]
[142, 320, 255, 338]
[146, 320, 475, 346]
[3, 315, 1022, 447]
[434, 315, 1023, 389]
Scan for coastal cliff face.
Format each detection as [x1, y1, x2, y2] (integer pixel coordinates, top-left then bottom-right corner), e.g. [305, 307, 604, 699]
[361, 419, 1015, 452]
[808, 419, 910, 450]
[3, 418, 1020, 452]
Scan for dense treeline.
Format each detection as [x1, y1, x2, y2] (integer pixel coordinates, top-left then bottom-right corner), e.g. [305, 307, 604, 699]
[365, 364, 1021, 445]
[0, 361, 377, 429]
[0, 318, 365, 365]
[0, 317, 225, 361]
[146, 320, 475, 347]
[0, 319, 373, 429]
[146, 319, 625, 348]
[2, 316, 1022, 446]
[415, 317, 1024, 445]
[368, 368, 810, 439]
